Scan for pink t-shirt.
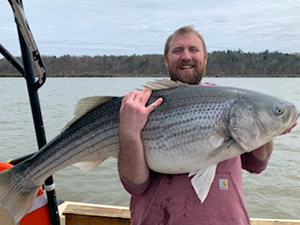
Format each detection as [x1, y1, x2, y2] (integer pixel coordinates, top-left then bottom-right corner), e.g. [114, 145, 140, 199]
[121, 154, 269, 225]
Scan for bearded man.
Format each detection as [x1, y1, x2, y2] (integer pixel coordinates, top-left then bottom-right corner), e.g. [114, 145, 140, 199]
[118, 26, 276, 225]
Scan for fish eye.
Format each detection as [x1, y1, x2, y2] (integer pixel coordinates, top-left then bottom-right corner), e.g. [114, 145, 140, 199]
[274, 106, 284, 115]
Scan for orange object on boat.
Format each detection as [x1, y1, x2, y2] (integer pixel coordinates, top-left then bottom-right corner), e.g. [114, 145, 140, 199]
[0, 161, 51, 225]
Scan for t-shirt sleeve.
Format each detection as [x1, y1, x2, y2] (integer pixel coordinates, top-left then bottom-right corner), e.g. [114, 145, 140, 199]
[119, 174, 151, 196]
[241, 152, 271, 174]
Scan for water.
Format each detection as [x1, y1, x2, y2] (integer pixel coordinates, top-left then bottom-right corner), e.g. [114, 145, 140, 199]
[0, 77, 299, 219]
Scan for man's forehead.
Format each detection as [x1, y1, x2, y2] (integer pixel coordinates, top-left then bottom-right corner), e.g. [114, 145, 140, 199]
[170, 32, 203, 47]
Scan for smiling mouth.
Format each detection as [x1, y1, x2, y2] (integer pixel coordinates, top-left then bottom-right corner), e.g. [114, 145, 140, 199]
[180, 65, 194, 70]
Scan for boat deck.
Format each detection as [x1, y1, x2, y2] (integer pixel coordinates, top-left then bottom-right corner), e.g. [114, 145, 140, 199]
[59, 201, 300, 225]
[1, 201, 300, 224]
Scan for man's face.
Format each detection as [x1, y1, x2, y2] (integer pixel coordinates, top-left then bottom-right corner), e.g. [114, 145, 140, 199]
[164, 33, 208, 85]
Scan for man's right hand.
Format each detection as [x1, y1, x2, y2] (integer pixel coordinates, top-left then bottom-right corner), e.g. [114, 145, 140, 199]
[118, 88, 163, 185]
[119, 88, 162, 139]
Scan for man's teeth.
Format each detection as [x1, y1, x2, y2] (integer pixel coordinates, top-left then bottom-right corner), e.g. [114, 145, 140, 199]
[181, 65, 193, 69]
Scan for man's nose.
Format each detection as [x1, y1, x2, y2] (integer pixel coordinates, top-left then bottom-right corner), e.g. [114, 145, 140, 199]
[181, 49, 192, 61]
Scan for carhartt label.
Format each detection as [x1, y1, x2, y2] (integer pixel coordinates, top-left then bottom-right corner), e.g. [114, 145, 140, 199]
[219, 179, 228, 190]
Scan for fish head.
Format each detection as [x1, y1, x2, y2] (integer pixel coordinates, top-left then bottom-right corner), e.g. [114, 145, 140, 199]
[228, 92, 299, 152]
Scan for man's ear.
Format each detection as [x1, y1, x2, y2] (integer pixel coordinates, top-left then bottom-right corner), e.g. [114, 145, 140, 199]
[164, 55, 169, 68]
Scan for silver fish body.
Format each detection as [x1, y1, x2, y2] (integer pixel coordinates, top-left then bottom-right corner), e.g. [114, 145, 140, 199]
[143, 84, 298, 174]
[0, 81, 298, 223]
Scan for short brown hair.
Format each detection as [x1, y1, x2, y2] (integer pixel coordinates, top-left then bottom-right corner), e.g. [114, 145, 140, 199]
[164, 26, 207, 57]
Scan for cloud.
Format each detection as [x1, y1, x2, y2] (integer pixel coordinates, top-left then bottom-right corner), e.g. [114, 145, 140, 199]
[0, 0, 299, 56]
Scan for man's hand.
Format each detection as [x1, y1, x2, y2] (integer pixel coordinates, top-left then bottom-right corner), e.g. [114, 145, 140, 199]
[252, 120, 298, 161]
[118, 88, 163, 185]
[119, 88, 163, 139]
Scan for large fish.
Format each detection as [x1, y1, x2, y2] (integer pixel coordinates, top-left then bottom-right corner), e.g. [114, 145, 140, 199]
[0, 80, 298, 223]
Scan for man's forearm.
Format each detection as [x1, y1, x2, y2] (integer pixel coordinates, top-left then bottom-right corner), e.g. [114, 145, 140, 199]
[118, 89, 162, 186]
[118, 134, 150, 185]
[251, 140, 274, 161]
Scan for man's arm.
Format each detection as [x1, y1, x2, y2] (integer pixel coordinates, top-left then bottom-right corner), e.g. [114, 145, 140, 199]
[251, 120, 298, 161]
[251, 140, 274, 161]
[242, 121, 298, 172]
[118, 89, 163, 185]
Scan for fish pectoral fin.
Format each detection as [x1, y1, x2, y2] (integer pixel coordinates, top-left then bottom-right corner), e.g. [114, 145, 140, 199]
[191, 165, 217, 203]
[206, 138, 235, 160]
[74, 159, 103, 172]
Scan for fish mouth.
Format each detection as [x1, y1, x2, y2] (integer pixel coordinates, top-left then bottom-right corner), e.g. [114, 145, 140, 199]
[282, 110, 300, 134]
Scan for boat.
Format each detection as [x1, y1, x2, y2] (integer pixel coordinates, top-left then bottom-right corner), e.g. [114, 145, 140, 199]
[2, 200, 300, 225]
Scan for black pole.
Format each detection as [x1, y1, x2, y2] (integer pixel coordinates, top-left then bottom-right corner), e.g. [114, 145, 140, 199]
[10, 0, 61, 223]
[18, 31, 46, 146]
[4, 1, 60, 224]
[0, 43, 24, 75]
[17, 28, 60, 225]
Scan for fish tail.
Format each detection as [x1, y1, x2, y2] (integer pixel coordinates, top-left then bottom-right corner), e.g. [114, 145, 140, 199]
[0, 168, 39, 223]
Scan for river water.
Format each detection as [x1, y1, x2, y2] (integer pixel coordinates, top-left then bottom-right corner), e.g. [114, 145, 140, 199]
[0, 77, 299, 219]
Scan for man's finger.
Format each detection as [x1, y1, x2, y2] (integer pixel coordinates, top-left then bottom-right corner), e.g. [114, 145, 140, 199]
[125, 91, 140, 103]
[139, 88, 152, 105]
[122, 93, 129, 103]
[147, 97, 163, 113]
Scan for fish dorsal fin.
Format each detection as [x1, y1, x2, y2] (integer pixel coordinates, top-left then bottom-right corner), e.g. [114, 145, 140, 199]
[74, 96, 112, 117]
[63, 96, 112, 130]
[143, 79, 187, 90]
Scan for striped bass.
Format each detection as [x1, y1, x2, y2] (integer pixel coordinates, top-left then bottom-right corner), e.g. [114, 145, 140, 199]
[0, 80, 298, 223]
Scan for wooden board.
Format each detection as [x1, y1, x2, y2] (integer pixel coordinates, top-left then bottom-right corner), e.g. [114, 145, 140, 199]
[63, 203, 300, 225]
[63, 204, 130, 225]
[251, 219, 300, 225]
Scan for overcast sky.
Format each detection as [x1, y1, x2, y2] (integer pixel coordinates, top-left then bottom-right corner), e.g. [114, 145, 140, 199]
[0, 0, 299, 57]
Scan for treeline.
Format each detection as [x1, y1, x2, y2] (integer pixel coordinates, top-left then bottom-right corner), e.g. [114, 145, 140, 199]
[0, 50, 299, 77]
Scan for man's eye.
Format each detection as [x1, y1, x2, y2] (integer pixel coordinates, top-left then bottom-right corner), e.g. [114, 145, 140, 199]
[172, 49, 182, 54]
[190, 47, 199, 53]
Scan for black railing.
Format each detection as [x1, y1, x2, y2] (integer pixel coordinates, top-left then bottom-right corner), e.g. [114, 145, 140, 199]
[0, 0, 60, 224]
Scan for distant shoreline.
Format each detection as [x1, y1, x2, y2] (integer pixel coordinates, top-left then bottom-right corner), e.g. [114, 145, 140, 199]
[1, 51, 299, 77]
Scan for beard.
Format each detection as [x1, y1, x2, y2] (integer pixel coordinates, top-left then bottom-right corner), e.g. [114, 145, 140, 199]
[167, 61, 206, 85]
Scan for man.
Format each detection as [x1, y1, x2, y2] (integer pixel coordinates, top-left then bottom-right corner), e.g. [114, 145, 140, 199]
[118, 26, 294, 225]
